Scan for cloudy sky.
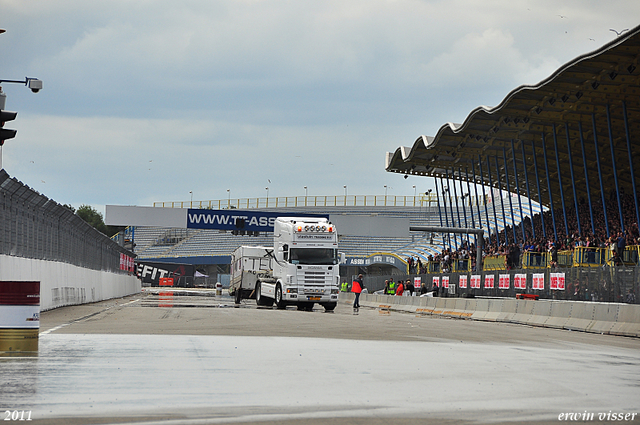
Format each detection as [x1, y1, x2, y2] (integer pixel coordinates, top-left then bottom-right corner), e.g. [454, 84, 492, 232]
[1, 1, 638, 213]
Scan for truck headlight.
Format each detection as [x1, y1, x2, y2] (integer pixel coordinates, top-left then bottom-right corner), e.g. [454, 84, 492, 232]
[331, 287, 339, 294]
[286, 288, 298, 294]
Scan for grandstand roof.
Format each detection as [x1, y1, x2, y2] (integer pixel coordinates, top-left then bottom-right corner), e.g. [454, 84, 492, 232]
[385, 24, 640, 209]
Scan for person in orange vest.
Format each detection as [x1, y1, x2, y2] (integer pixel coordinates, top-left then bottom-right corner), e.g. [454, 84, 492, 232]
[395, 280, 404, 296]
[351, 274, 364, 313]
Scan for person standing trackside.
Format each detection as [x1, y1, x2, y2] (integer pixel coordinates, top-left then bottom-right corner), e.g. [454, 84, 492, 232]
[352, 274, 364, 313]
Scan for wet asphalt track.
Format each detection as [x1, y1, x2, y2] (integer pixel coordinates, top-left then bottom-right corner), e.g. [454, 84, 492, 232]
[1, 288, 639, 425]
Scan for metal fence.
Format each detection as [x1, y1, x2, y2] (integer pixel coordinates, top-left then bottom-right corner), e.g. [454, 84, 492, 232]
[363, 266, 638, 303]
[0, 170, 133, 273]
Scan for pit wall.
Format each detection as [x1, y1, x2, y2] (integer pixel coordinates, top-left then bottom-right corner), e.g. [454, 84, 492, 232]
[339, 292, 640, 338]
[0, 255, 140, 311]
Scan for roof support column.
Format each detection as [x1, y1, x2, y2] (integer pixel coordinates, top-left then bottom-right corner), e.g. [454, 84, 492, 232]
[478, 156, 493, 244]
[458, 167, 470, 247]
[511, 140, 526, 242]
[471, 161, 483, 233]
[606, 104, 625, 233]
[465, 166, 476, 248]
[451, 167, 463, 247]
[531, 138, 546, 239]
[565, 123, 581, 236]
[502, 148, 517, 244]
[552, 123, 569, 238]
[622, 101, 640, 234]
[486, 156, 501, 247]
[592, 113, 610, 238]
[444, 172, 458, 250]
[521, 139, 536, 240]
[435, 177, 444, 229]
[578, 121, 596, 236]
[542, 132, 558, 242]
[494, 156, 509, 245]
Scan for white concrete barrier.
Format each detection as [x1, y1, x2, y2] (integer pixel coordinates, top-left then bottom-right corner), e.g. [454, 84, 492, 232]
[589, 303, 619, 334]
[610, 304, 640, 337]
[0, 255, 140, 311]
[338, 292, 640, 337]
[496, 299, 517, 322]
[544, 301, 573, 329]
[564, 302, 596, 332]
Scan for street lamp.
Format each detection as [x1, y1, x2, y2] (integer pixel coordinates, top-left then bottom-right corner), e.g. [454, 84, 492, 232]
[189, 191, 193, 205]
[304, 186, 308, 197]
[227, 189, 230, 206]
[343, 185, 347, 197]
[265, 187, 269, 198]
[0, 31, 43, 167]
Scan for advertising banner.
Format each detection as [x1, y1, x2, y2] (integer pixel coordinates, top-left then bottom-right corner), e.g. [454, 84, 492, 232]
[136, 261, 195, 286]
[484, 274, 495, 289]
[187, 209, 327, 232]
[433, 276, 440, 287]
[550, 272, 565, 290]
[499, 274, 510, 289]
[442, 276, 449, 289]
[413, 277, 422, 289]
[532, 273, 545, 290]
[459, 275, 467, 289]
[514, 273, 527, 290]
[470, 275, 481, 289]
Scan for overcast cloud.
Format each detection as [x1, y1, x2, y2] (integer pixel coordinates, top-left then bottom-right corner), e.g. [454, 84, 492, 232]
[1, 0, 638, 212]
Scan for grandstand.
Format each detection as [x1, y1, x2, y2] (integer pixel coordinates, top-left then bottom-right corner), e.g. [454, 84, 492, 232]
[132, 193, 539, 283]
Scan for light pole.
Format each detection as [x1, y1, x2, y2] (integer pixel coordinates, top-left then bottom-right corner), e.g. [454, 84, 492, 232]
[227, 189, 230, 207]
[0, 35, 43, 168]
[265, 187, 269, 198]
[304, 186, 308, 197]
[343, 185, 347, 197]
[189, 191, 193, 205]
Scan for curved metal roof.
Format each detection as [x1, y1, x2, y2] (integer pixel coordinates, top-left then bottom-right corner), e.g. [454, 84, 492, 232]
[385, 24, 640, 210]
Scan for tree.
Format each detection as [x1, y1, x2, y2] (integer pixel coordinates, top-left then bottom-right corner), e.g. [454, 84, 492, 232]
[76, 205, 120, 237]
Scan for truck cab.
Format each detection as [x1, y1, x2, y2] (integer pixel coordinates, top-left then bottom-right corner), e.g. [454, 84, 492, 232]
[257, 217, 340, 311]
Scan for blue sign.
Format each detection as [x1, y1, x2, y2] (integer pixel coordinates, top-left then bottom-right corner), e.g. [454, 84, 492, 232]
[186, 209, 328, 232]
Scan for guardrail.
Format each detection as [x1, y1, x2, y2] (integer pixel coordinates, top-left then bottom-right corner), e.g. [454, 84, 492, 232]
[153, 194, 487, 209]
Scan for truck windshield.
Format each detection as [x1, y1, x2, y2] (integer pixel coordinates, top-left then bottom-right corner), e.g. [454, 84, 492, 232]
[289, 248, 337, 265]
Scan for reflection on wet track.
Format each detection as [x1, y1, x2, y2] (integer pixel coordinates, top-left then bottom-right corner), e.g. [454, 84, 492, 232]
[1, 289, 639, 424]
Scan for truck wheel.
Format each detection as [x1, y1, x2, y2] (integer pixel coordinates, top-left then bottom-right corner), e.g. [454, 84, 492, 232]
[323, 302, 336, 312]
[234, 287, 242, 304]
[275, 285, 286, 310]
[255, 282, 265, 306]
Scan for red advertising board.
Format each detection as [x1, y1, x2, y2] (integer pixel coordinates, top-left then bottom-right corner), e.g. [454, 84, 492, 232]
[484, 274, 494, 289]
[433, 276, 440, 287]
[442, 276, 449, 288]
[413, 277, 422, 289]
[514, 274, 527, 290]
[532, 273, 545, 290]
[459, 275, 468, 289]
[499, 274, 510, 289]
[470, 275, 481, 289]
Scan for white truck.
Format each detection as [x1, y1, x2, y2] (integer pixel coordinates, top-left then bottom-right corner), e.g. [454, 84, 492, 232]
[229, 217, 341, 311]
